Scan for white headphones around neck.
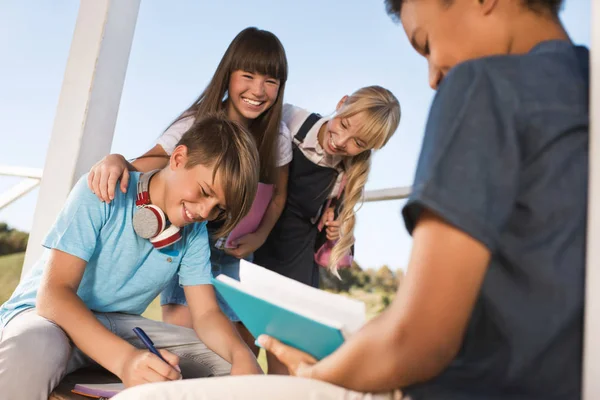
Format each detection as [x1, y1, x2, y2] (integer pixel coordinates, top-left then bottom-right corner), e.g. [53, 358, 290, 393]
[132, 170, 181, 249]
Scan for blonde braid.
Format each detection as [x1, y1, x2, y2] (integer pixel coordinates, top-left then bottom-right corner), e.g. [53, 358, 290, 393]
[326, 85, 400, 275]
[328, 151, 371, 274]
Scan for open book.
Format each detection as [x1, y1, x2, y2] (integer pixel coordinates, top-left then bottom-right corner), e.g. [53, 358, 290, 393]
[212, 260, 366, 360]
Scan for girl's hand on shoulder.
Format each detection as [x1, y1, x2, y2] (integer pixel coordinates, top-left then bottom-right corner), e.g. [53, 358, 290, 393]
[257, 334, 317, 377]
[225, 232, 266, 259]
[119, 348, 182, 388]
[88, 154, 130, 203]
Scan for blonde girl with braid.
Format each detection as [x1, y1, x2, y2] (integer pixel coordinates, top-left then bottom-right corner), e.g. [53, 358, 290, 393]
[253, 85, 400, 374]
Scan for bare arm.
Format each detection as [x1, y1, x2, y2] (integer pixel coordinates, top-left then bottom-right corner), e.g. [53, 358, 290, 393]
[184, 284, 262, 374]
[312, 210, 489, 390]
[262, 210, 490, 391]
[130, 144, 170, 172]
[227, 164, 289, 258]
[37, 249, 181, 386]
[88, 145, 169, 203]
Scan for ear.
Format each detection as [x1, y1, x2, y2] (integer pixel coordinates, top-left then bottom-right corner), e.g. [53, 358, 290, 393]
[479, 0, 498, 15]
[336, 95, 349, 112]
[170, 145, 189, 170]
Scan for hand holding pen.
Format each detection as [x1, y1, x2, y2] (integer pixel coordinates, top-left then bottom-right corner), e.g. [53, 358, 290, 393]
[118, 327, 182, 388]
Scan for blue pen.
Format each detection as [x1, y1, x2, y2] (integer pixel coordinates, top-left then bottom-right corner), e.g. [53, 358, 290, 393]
[132, 327, 169, 364]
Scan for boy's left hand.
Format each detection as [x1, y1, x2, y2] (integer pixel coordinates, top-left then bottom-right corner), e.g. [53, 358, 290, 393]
[258, 334, 317, 378]
[225, 233, 266, 259]
[230, 350, 264, 375]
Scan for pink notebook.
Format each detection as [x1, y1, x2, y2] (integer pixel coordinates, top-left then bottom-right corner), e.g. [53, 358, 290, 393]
[225, 183, 274, 248]
[72, 383, 124, 398]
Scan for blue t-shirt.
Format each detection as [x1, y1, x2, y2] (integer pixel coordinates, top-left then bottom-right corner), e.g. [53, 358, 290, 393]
[402, 41, 588, 399]
[0, 172, 212, 329]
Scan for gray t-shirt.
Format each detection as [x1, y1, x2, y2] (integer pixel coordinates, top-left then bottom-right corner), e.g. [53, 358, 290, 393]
[402, 40, 589, 400]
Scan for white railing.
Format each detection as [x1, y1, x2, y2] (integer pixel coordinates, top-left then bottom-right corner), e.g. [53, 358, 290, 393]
[364, 186, 411, 202]
[0, 163, 411, 211]
[0, 165, 43, 211]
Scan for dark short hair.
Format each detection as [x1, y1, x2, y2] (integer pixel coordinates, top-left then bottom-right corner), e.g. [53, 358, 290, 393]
[384, 0, 564, 20]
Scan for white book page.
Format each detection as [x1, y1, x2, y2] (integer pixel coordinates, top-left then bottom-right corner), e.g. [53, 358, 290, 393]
[216, 275, 345, 330]
[238, 260, 366, 334]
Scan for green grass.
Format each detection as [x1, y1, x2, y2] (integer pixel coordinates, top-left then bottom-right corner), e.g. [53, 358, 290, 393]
[0, 252, 24, 304]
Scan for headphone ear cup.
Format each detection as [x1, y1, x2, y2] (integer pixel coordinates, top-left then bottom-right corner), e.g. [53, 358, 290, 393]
[150, 225, 182, 249]
[133, 205, 166, 239]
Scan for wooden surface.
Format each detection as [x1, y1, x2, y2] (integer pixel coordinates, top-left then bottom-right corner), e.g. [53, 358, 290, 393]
[49, 368, 120, 400]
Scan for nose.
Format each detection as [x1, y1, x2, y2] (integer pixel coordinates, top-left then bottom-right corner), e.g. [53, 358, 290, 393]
[251, 78, 266, 98]
[194, 200, 212, 221]
[334, 132, 348, 148]
[428, 61, 443, 90]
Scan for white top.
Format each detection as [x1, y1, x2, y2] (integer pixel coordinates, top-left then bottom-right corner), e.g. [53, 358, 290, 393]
[282, 104, 345, 198]
[156, 116, 293, 167]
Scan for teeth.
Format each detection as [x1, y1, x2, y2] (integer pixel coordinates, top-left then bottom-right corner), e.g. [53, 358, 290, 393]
[184, 205, 193, 220]
[243, 98, 262, 106]
[330, 135, 338, 150]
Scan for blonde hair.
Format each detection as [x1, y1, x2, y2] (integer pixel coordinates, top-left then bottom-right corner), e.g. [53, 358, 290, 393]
[328, 86, 401, 273]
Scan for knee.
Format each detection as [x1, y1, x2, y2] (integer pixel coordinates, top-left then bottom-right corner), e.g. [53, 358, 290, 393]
[0, 319, 71, 395]
[2, 320, 70, 366]
[178, 352, 231, 378]
[209, 354, 232, 377]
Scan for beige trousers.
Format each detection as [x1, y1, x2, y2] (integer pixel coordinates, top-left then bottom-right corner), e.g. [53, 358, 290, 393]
[112, 375, 405, 400]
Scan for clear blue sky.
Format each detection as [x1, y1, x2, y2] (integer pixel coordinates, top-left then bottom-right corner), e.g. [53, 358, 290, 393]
[0, 1, 591, 270]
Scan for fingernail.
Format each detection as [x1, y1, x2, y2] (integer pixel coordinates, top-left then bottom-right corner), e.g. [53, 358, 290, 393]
[257, 335, 268, 346]
[175, 365, 181, 373]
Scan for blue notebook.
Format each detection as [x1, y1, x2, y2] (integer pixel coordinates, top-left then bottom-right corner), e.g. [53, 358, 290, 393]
[212, 260, 366, 360]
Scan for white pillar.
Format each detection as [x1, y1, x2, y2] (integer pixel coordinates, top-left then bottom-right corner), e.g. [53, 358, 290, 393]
[22, 0, 141, 276]
[583, 0, 600, 397]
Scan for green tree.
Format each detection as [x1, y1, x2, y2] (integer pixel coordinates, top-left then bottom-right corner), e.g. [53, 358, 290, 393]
[0, 223, 29, 256]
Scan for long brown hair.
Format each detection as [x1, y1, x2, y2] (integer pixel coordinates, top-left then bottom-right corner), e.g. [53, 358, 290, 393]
[177, 115, 260, 238]
[329, 86, 401, 273]
[170, 27, 288, 184]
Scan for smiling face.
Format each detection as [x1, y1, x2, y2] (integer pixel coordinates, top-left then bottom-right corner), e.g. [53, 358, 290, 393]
[163, 146, 227, 228]
[400, 0, 510, 89]
[319, 111, 370, 157]
[225, 69, 280, 126]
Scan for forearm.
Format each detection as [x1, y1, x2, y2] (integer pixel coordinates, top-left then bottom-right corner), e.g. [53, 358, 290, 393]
[311, 301, 453, 392]
[192, 309, 253, 363]
[37, 286, 136, 377]
[130, 145, 169, 173]
[124, 159, 138, 172]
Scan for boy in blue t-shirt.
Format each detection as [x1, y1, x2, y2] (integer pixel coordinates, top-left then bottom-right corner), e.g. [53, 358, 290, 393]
[0, 116, 263, 398]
